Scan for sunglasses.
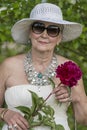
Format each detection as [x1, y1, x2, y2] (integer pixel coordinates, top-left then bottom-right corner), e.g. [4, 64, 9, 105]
[32, 22, 61, 37]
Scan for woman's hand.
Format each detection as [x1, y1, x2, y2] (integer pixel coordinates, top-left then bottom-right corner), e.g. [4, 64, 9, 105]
[4, 109, 29, 130]
[53, 84, 71, 103]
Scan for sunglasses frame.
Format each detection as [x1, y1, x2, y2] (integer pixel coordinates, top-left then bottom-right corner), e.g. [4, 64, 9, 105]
[31, 22, 62, 37]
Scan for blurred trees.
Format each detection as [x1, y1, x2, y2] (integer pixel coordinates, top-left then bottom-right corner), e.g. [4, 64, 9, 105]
[0, 0, 87, 129]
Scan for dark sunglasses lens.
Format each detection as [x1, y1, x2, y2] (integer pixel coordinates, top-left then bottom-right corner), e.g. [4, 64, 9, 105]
[32, 22, 45, 34]
[47, 25, 60, 37]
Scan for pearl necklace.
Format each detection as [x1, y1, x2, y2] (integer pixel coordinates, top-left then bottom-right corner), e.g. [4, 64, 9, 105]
[24, 50, 58, 86]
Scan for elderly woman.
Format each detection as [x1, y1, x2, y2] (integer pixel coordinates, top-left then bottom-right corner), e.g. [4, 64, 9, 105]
[0, 3, 87, 130]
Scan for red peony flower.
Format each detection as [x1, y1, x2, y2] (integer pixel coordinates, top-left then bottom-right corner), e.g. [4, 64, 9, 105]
[56, 61, 82, 87]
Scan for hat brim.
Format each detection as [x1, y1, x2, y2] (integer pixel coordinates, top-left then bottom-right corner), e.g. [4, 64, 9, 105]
[11, 18, 82, 44]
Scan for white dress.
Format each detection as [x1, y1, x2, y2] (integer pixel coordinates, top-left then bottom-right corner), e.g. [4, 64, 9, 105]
[2, 84, 70, 130]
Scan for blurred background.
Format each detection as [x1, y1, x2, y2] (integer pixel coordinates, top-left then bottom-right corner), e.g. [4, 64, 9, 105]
[0, 0, 87, 129]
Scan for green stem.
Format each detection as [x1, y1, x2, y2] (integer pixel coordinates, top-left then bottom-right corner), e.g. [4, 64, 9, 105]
[29, 82, 62, 129]
[29, 121, 43, 129]
[44, 82, 62, 102]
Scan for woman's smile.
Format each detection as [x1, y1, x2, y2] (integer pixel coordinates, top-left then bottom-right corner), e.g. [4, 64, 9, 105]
[38, 40, 49, 45]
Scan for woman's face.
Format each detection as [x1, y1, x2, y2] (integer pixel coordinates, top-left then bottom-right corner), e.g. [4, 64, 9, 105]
[29, 21, 62, 52]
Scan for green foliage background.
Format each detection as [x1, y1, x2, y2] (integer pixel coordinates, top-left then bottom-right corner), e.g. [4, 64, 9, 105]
[0, 0, 87, 129]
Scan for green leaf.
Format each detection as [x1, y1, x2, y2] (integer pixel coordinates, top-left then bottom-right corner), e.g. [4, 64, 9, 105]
[37, 97, 44, 106]
[30, 121, 42, 127]
[16, 106, 31, 115]
[56, 124, 65, 130]
[29, 90, 39, 114]
[48, 78, 55, 88]
[37, 112, 43, 121]
[42, 116, 56, 129]
[67, 87, 71, 97]
[42, 105, 54, 117]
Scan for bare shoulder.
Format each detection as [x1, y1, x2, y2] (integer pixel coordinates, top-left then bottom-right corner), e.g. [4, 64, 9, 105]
[0, 54, 25, 74]
[55, 54, 70, 65]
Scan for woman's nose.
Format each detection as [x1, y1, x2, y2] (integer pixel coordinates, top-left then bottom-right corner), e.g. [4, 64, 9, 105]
[41, 29, 48, 37]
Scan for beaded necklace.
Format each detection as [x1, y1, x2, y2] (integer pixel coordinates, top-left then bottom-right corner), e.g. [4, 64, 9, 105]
[24, 50, 58, 86]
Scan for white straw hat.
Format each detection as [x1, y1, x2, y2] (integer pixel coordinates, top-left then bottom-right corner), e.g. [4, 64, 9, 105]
[11, 3, 83, 44]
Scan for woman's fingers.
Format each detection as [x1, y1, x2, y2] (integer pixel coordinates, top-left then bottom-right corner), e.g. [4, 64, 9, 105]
[4, 109, 29, 130]
[17, 116, 29, 129]
[53, 85, 71, 102]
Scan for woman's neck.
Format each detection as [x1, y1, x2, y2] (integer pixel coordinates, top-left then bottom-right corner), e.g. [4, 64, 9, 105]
[24, 50, 58, 86]
[31, 49, 54, 72]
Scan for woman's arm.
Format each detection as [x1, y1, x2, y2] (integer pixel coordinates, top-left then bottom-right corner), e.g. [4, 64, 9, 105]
[71, 78, 87, 125]
[0, 61, 9, 122]
[0, 60, 29, 129]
